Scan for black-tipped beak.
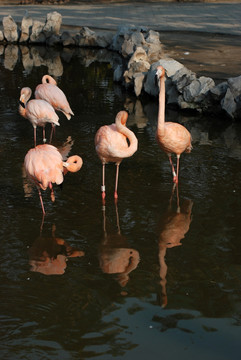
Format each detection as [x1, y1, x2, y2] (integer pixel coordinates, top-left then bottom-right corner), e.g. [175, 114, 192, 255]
[19, 100, 25, 108]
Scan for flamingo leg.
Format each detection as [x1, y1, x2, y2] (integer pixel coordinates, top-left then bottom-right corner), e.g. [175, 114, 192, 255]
[49, 124, 55, 144]
[49, 182, 55, 202]
[101, 163, 106, 200]
[34, 126, 37, 147]
[114, 164, 120, 200]
[37, 187, 45, 215]
[43, 127, 46, 143]
[175, 154, 180, 184]
[168, 154, 177, 183]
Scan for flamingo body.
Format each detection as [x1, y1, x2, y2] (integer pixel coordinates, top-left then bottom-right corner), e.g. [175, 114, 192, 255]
[19, 87, 59, 146]
[24, 144, 83, 214]
[156, 122, 192, 156]
[35, 75, 74, 120]
[156, 66, 192, 183]
[95, 111, 138, 200]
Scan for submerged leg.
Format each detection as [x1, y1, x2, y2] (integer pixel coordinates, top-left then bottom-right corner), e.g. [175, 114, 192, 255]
[49, 182, 55, 202]
[34, 126, 37, 147]
[175, 154, 180, 184]
[42, 127, 46, 143]
[101, 163, 106, 201]
[37, 187, 45, 215]
[168, 154, 177, 183]
[114, 164, 120, 200]
[49, 124, 55, 144]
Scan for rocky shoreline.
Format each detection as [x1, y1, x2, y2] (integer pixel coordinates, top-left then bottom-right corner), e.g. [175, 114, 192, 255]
[1, 11, 241, 120]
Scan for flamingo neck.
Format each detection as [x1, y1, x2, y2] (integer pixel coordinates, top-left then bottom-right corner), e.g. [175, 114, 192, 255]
[157, 75, 165, 137]
[116, 120, 138, 158]
[42, 75, 57, 86]
[63, 155, 83, 173]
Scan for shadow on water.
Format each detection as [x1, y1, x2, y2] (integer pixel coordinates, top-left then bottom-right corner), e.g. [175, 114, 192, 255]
[1, 43, 241, 360]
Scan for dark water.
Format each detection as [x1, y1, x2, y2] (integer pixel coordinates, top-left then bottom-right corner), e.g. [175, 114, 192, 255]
[1, 44, 241, 360]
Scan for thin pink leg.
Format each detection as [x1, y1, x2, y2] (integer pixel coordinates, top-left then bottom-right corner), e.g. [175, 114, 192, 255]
[114, 164, 120, 200]
[49, 125, 55, 144]
[34, 127, 37, 147]
[101, 163, 106, 200]
[168, 154, 177, 183]
[175, 154, 180, 184]
[49, 182, 55, 202]
[43, 127, 46, 143]
[37, 187, 45, 215]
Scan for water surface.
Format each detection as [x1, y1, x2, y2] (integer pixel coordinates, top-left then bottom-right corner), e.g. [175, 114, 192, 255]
[1, 44, 241, 360]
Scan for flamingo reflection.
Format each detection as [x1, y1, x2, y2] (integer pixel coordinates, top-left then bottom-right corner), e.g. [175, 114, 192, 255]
[29, 224, 85, 275]
[158, 185, 193, 307]
[99, 204, 140, 291]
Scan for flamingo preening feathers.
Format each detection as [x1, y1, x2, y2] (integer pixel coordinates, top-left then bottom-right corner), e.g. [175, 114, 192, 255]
[35, 75, 74, 120]
[19, 87, 60, 147]
[95, 110, 138, 201]
[24, 144, 83, 214]
[156, 66, 192, 183]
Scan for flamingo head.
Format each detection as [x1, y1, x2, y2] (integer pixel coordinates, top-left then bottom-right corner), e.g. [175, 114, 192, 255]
[156, 66, 165, 79]
[118, 110, 128, 126]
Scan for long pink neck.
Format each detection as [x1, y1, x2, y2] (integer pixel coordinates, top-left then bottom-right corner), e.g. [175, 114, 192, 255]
[157, 74, 165, 137]
[116, 118, 138, 158]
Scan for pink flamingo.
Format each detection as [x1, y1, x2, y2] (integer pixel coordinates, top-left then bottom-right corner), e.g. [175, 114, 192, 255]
[35, 75, 74, 120]
[24, 144, 83, 214]
[95, 110, 138, 200]
[19, 87, 60, 147]
[156, 66, 192, 183]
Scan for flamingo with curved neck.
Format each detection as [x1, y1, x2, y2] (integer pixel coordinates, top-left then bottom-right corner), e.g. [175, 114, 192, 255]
[19, 87, 60, 146]
[156, 66, 192, 183]
[95, 110, 138, 201]
[35, 75, 74, 121]
[24, 144, 83, 214]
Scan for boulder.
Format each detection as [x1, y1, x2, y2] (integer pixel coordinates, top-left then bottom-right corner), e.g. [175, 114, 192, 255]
[3, 15, 19, 42]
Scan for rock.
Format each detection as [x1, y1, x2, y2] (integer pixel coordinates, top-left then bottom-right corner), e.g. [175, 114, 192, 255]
[221, 87, 236, 118]
[61, 31, 75, 47]
[46, 34, 61, 47]
[3, 15, 19, 42]
[30, 20, 45, 43]
[227, 75, 241, 98]
[183, 76, 215, 103]
[0, 30, 4, 42]
[43, 11, 62, 38]
[19, 12, 33, 43]
[76, 27, 97, 47]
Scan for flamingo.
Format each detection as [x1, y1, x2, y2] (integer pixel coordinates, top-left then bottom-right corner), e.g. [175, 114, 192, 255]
[35, 75, 74, 120]
[24, 144, 83, 214]
[19, 87, 60, 147]
[156, 66, 192, 183]
[95, 110, 138, 201]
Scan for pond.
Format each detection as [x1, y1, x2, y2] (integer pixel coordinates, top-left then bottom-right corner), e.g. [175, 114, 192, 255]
[1, 44, 241, 360]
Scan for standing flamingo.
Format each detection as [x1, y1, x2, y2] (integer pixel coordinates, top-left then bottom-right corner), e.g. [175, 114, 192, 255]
[156, 66, 192, 183]
[95, 110, 138, 200]
[35, 75, 74, 120]
[19, 87, 60, 147]
[24, 144, 83, 214]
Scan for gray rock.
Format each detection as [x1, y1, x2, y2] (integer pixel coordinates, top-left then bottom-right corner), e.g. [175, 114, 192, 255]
[221, 87, 236, 118]
[30, 20, 45, 43]
[19, 12, 33, 43]
[43, 11, 62, 38]
[3, 15, 19, 42]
